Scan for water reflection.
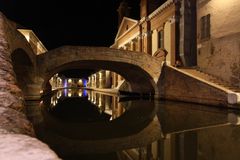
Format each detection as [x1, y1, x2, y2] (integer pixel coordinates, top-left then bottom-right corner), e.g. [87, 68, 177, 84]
[49, 89, 125, 121]
[26, 89, 240, 160]
[119, 101, 240, 160]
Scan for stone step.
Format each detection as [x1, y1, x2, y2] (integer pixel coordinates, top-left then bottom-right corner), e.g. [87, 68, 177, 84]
[179, 68, 240, 93]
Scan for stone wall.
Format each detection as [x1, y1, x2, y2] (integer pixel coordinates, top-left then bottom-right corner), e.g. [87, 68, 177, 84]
[158, 65, 228, 106]
[0, 12, 59, 159]
[197, 0, 240, 87]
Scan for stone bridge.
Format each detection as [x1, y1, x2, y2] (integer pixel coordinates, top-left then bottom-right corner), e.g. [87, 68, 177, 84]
[36, 46, 162, 97]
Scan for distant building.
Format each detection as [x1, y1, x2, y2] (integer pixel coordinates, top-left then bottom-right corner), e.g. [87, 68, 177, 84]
[18, 29, 47, 55]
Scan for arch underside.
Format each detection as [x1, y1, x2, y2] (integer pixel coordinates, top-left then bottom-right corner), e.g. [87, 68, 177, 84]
[40, 60, 156, 95]
[11, 49, 35, 97]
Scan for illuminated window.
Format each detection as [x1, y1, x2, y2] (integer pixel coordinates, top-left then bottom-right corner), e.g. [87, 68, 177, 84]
[200, 14, 210, 40]
[158, 30, 164, 49]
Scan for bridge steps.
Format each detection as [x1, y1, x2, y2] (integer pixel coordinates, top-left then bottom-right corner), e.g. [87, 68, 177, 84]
[179, 68, 240, 92]
[176, 67, 240, 105]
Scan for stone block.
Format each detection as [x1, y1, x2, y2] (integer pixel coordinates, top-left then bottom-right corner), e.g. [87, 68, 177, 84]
[0, 134, 60, 160]
[0, 92, 25, 112]
[0, 107, 34, 136]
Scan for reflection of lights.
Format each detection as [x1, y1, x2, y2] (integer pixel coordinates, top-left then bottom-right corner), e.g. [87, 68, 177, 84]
[51, 97, 53, 104]
[57, 91, 62, 99]
[98, 96, 102, 107]
[228, 113, 240, 125]
[78, 91, 82, 97]
[64, 89, 68, 96]
[83, 89, 87, 96]
[68, 92, 72, 97]
[53, 100, 56, 106]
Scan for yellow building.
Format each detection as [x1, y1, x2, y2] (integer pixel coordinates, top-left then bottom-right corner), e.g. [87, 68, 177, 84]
[18, 29, 47, 55]
[88, 0, 179, 92]
[112, 0, 177, 65]
[88, 0, 240, 93]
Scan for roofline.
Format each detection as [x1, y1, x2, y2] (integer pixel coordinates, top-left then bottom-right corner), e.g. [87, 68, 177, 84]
[148, 0, 175, 20]
[115, 17, 138, 40]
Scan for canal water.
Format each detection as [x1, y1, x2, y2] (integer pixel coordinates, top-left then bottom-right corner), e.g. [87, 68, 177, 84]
[26, 88, 240, 160]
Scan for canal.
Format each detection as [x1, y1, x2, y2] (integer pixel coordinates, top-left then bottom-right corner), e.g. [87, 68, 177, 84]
[26, 88, 240, 160]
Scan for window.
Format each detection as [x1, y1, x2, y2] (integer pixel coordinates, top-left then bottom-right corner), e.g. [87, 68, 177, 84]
[200, 14, 210, 40]
[158, 30, 164, 49]
[132, 42, 136, 51]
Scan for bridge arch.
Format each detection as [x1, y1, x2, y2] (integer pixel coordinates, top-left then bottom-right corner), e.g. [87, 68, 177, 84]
[37, 46, 162, 96]
[11, 48, 35, 97]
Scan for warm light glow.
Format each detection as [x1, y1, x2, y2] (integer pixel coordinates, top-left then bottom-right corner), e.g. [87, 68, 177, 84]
[25, 34, 30, 42]
[78, 79, 82, 83]
[98, 96, 102, 107]
[78, 92, 82, 97]
[68, 92, 72, 97]
[68, 79, 72, 83]
[211, 0, 234, 9]
[53, 100, 56, 106]
[57, 91, 62, 99]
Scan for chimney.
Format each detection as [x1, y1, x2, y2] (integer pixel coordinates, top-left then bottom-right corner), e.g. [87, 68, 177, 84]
[140, 0, 148, 18]
[117, 0, 131, 26]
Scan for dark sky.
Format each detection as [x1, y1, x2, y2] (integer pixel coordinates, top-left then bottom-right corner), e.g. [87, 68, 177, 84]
[0, 0, 140, 50]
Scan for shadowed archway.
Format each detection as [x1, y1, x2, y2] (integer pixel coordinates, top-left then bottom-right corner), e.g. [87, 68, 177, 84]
[11, 48, 35, 98]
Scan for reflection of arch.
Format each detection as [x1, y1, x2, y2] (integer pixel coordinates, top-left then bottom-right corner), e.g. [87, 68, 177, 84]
[11, 48, 34, 97]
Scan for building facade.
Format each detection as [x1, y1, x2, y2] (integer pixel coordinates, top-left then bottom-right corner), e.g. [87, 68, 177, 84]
[87, 0, 179, 93]
[197, 0, 240, 87]
[111, 0, 177, 66]
[18, 29, 47, 55]
[108, 0, 240, 91]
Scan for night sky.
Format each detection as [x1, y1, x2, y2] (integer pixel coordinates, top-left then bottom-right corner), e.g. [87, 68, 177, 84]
[0, 0, 140, 50]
